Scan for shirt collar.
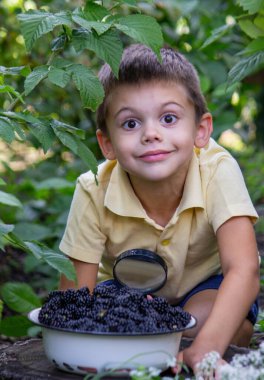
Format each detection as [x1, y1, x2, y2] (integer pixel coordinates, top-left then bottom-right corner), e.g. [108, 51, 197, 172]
[104, 152, 204, 219]
[176, 152, 204, 215]
[104, 162, 146, 218]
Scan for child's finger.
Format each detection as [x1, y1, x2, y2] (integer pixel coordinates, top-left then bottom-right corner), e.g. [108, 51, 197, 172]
[171, 351, 183, 374]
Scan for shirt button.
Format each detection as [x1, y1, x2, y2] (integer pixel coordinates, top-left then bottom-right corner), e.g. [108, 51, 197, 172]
[161, 239, 170, 246]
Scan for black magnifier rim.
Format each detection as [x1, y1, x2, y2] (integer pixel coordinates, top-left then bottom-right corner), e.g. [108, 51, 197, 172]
[113, 249, 168, 293]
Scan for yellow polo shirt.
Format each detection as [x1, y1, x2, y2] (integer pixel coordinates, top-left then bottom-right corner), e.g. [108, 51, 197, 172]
[59, 139, 258, 303]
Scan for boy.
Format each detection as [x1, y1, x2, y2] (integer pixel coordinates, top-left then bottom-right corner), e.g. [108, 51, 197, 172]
[59, 44, 260, 373]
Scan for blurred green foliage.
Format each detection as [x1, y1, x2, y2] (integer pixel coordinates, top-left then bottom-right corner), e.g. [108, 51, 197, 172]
[0, 0, 264, 338]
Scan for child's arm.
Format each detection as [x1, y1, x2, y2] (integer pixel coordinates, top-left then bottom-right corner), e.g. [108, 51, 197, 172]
[60, 258, 99, 292]
[179, 215, 259, 372]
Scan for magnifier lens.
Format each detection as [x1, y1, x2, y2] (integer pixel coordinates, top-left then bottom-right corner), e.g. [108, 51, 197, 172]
[113, 249, 167, 293]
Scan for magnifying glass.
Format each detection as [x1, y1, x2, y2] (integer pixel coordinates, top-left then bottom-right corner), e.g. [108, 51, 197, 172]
[113, 249, 168, 294]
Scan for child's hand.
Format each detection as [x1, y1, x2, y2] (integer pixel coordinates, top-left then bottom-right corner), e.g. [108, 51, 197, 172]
[174, 349, 227, 379]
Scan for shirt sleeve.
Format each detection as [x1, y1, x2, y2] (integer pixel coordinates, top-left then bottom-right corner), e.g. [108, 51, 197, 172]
[206, 157, 258, 232]
[59, 182, 106, 263]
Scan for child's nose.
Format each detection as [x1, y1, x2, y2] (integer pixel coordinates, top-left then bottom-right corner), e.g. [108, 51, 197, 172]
[141, 122, 163, 144]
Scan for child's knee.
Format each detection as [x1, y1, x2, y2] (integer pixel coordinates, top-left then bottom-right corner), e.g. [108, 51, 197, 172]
[231, 319, 254, 347]
[181, 289, 218, 338]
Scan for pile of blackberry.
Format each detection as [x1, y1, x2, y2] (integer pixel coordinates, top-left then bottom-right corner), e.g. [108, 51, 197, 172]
[38, 285, 191, 334]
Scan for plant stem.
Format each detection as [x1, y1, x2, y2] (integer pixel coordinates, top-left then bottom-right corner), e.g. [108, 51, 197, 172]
[7, 90, 26, 112]
[7, 50, 58, 112]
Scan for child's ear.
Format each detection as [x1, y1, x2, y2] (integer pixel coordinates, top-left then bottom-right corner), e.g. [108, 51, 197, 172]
[194, 113, 213, 148]
[96, 129, 116, 160]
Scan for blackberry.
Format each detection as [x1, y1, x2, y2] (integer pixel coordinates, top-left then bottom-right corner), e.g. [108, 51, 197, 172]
[39, 284, 191, 334]
[77, 317, 96, 331]
[64, 304, 79, 319]
[46, 290, 63, 302]
[62, 288, 78, 304]
[74, 306, 90, 319]
[141, 317, 157, 333]
[151, 297, 169, 314]
[92, 284, 118, 298]
[110, 306, 129, 319]
[75, 287, 91, 307]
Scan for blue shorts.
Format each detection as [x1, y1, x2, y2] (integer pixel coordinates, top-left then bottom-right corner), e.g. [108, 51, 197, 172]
[101, 274, 259, 325]
[177, 274, 259, 325]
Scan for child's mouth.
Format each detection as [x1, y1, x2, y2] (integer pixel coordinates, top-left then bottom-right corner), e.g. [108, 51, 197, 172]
[139, 150, 171, 162]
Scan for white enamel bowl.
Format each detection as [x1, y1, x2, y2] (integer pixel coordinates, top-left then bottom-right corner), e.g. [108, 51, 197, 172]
[28, 308, 196, 375]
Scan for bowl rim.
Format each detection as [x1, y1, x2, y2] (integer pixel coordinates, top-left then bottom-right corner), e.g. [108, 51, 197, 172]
[28, 308, 197, 337]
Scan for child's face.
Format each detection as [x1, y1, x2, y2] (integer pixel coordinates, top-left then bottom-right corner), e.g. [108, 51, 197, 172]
[97, 80, 212, 183]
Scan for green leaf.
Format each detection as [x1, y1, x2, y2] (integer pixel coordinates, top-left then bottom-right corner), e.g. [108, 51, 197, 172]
[17, 10, 72, 51]
[75, 139, 98, 175]
[0, 315, 33, 337]
[40, 251, 77, 280]
[201, 24, 234, 49]
[2, 110, 41, 124]
[238, 19, 264, 38]
[5, 231, 31, 252]
[121, 0, 138, 5]
[51, 34, 67, 51]
[0, 115, 26, 141]
[0, 178, 6, 185]
[51, 123, 98, 174]
[115, 14, 163, 57]
[83, 1, 110, 21]
[239, 37, 264, 56]
[24, 241, 77, 281]
[14, 223, 54, 241]
[156, 0, 198, 14]
[0, 66, 31, 77]
[0, 299, 3, 322]
[24, 65, 49, 95]
[0, 116, 16, 143]
[50, 119, 85, 138]
[228, 51, 264, 85]
[0, 223, 14, 235]
[35, 178, 74, 190]
[12, 120, 27, 141]
[0, 85, 24, 103]
[72, 28, 123, 76]
[0, 190, 23, 208]
[236, 0, 264, 14]
[50, 57, 73, 69]
[52, 127, 78, 153]
[72, 8, 112, 35]
[1, 282, 41, 313]
[1, 111, 55, 152]
[212, 111, 238, 139]
[27, 121, 56, 153]
[199, 60, 227, 86]
[48, 67, 71, 88]
[254, 15, 264, 31]
[212, 82, 238, 97]
[66, 64, 104, 110]
[200, 75, 211, 93]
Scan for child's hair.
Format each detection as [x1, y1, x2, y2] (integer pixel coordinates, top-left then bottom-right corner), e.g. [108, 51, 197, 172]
[96, 44, 207, 134]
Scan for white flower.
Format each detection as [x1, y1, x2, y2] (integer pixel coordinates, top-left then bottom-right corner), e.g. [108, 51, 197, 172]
[166, 355, 177, 367]
[129, 368, 146, 377]
[148, 366, 162, 377]
[195, 351, 221, 379]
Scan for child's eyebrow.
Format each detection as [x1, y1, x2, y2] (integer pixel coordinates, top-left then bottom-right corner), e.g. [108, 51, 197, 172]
[114, 107, 135, 119]
[162, 101, 185, 110]
[114, 102, 185, 119]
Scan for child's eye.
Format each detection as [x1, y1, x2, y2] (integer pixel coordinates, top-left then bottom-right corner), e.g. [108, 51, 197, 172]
[161, 114, 177, 125]
[122, 119, 140, 130]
